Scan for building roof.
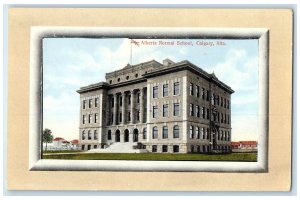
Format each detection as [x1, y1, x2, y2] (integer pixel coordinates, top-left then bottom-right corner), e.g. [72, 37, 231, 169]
[239, 141, 257, 145]
[53, 137, 65, 141]
[77, 59, 234, 94]
[70, 139, 79, 144]
[231, 142, 240, 145]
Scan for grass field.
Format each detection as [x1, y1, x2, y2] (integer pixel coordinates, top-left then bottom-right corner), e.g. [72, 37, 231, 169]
[43, 152, 257, 162]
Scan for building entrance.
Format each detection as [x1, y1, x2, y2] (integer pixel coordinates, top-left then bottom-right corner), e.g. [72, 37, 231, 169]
[133, 129, 138, 142]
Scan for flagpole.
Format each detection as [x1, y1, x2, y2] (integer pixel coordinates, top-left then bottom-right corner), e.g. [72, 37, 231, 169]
[130, 39, 132, 65]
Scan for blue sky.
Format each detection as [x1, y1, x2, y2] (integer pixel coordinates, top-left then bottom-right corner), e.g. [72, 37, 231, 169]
[43, 38, 258, 141]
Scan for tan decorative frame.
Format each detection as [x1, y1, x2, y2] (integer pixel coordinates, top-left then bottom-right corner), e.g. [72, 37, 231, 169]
[7, 8, 292, 191]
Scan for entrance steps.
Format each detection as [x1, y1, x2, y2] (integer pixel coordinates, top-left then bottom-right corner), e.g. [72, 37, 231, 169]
[86, 142, 148, 153]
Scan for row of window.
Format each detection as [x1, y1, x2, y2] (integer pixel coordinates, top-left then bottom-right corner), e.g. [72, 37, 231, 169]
[108, 109, 147, 125]
[189, 82, 230, 109]
[189, 104, 230, 124]
[82, 113, 99, 124]
[152, 145, 180, 153]
[82, 97, 99, 109]
[82, 130, 98, 140]
[189, 145, 231, 153]
[152, 125, 180, 139]
[110, 92, 143, 108]
[188, 125, 230, 141]
[152, 82, 180, 98]
[153, 103, 180, 118]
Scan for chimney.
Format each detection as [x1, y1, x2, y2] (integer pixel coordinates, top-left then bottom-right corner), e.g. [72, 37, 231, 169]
[163, 58, 175, 66]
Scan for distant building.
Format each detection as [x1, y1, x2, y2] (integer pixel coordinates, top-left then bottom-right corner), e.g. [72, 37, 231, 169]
[77, 59, 234, 153]
[43, 137, 78, 150]
[231, 141, 257, 152]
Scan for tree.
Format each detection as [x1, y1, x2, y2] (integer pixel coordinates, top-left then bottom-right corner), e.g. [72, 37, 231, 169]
[43, 128, 53, 151]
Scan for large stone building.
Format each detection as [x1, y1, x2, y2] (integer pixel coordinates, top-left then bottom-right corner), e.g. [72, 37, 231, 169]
[77, 59, 234, 153]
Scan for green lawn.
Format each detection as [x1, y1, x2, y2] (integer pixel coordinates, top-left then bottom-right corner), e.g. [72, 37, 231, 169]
[43, 152, 257, 162]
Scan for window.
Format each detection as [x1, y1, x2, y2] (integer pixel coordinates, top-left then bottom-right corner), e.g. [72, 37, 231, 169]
[137, 110, 140, 121]
[174, 82, 179, 95]
[126, 76, 129, 80]
[221, 97, 223, 106]
[200, 127, 204, 139]
[117, 78, 120, 82]
[128, 95, 131, 105]
[196, 85, 200, 97]
[196, 105, 200, 117]
[163, 104, 168, 117]
[206, 90, 210, 101]
[111, 97, 114, 108]
[173, 145, 179, 153]
[94, 113, 99, 123]
[206, 128, 210, 139]
[189, 125, 194, 139]
[224, 98, 227, 108]
[119, 96, 122, 106]
[143, 128, 147, 139]
[163, 84, 169, 97]
[88, 114, 92, 123]
[190, 83, 194, 95]
[128, 112, 131, 121]
[173, 125, 179, 138]
[153, 86, 158, 98]
[190, 103, 194, 116]
[227, 99, 230, 109]
[94, 130, 98, 140]
[206, 108, 210, 120]
[220, 130, 223, 140]
[152, 145, 157, 152]
[109, 80, 112, 84]
[162, 126, 168, 139]
[211, 93, 215, 105]
[162, 145, 168, 152]
[108, 130, 112, 140]
[196, 126, 199, 139]
[173, 103, 179, 116]
[88, 130, 92, 140]
[135, 73, 138, 78]
[201, 107, 205, 118]
[202, 88, 205, 99]
[82, 131, 85, 140]
[137, 93, 140, 104]
[119, 112, 122, 123]
[82, 115, 86, 124]
[153, 106, 158, 118]
[83, 100, 86, 109]
[89, 99, 92, 108]
[95, 97, 99, 107]
[152, 126, 158, 139]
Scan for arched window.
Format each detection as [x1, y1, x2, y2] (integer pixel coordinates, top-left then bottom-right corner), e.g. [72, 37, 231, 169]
[94, 130, 98, 140]
[82, 131, 85, 140]
[143, 128, 147, 139]
[162, 126, 168, 139]
[88, 130, 92, 140]
[152, 126, 158, 139]
[173, 125, 179, 138]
